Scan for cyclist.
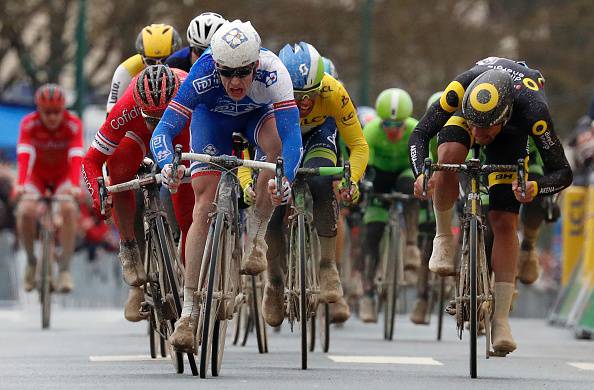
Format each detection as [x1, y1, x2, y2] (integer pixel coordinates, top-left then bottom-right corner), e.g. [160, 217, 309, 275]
[359, 88, 420, 323]
[409, 57, 572, 354]
[165, 12, 227, 72]
[245, 42, 367, 327]
[15, 84, 83, 293]
[322, 56, 338, 79]
[106, 24, 182, 114]
[151, 20, 303, 352]
[83, 65, 193, 322]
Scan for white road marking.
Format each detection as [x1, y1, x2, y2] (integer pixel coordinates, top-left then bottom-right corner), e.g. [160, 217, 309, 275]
[328, 355, 443, 366]
[89, 355, 169, 362]
[568, 362, 594, 370]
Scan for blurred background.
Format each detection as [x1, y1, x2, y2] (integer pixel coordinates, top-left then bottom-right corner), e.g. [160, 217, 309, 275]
[0, 0, 592, 313]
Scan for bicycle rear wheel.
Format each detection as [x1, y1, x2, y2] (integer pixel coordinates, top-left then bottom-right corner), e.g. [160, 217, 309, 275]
[251, 274, 268, 353]
[469, 217, 479, 379]
[40, 228, 53, 329]
[155, 217, 188, 374]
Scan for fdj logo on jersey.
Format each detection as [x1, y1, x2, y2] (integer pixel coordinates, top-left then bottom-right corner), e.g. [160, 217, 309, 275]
[222, 28, 248, 49]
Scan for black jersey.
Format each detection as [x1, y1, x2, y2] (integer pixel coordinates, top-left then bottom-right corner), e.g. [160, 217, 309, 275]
[409, 56, 572, 196]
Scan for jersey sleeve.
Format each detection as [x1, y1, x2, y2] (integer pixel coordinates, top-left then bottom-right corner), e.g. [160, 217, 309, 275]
[521, 100, 572, 195]
[84, 86, 138, 201]
[67, 116, 84, 187]
[330, 79, 368, 182]
[363, 118, 380, 166]
[268, 62, 303, 182]
[106, 55, 144, 114]
[408, 67, 484, 177]
[16, 117, 35, 186]
[150, 64, 201, 168]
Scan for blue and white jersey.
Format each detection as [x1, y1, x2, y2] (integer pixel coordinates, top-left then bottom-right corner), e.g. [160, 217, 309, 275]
[151, 48, 302, 181]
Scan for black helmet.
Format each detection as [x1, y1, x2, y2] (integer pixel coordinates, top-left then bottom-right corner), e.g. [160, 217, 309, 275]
[462, 69, 514, 127]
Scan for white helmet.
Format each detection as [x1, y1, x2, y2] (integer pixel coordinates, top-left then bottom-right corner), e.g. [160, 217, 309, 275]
[210, 20, 261, 68]
[187, 12, 227, 48]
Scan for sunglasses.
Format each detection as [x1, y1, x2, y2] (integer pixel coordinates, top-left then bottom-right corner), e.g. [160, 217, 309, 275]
[382, 119, 404, 128]
[141, 111, 162, 127]
[40, 109, 63, 116]
[216, 64, 255, 79]
[294, 84, 321, 101]
[143, 57, 165, 66]
[191, 46, 206, 57]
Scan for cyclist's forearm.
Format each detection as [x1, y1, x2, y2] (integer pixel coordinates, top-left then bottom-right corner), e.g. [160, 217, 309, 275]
[408, 129, 432, 177]
[16, 147, 33, 185]
[150, 108, 186, 168]
[274, 106, 303, 182]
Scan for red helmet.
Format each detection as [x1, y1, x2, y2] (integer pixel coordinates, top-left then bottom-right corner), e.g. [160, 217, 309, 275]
[133, 65, 185, 115]
[35, 83, 66, 110]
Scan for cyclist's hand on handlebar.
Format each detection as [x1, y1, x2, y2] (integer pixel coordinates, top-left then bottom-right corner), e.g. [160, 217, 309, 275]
[243, 182, 256, 206]
[338, 178, 360, 204]
[413, 174, 434, 200]
[161, 164, 185, 193]
[93, 193, 112, 220]
[267, 177, 291, 206]
[512, 179, 537, 203]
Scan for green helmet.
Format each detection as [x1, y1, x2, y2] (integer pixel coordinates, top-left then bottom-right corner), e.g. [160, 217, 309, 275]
[426, 91, 443, 110]
[375, 88, 413, 121]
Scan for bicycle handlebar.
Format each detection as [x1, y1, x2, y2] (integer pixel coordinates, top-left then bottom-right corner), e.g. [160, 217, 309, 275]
[20, 193, 74, 202]
[181, 152, 277, 171]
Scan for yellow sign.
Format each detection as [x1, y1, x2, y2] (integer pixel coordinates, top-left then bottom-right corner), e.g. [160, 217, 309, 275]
[562, 186, 586, 286]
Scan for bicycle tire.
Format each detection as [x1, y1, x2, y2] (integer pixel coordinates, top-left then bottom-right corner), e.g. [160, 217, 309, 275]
[251, 275, 268, 354]
[199, 212, 224, 378]
[384, 219, 402, 341]
[298, 213, 308, 370]
[308, 314, 316, 352]
[155, 217, 189, 374]
[211, 318, 228, 376]
[40, 228, 52, 330]
[437, 277, 445, 341]
[149, 314, 157, 359]
[320, 303, 330, 353]
[469, 217, 478, 379]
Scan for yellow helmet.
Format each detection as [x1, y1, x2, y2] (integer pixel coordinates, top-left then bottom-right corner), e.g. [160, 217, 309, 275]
[135, 24, 182, 58]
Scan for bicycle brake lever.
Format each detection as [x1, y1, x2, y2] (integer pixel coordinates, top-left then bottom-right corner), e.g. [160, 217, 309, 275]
[275, 157, 284, 198]
[97, 177, 107, 216]
[517, 158, 526, 198]
[422, 158, 433, 197]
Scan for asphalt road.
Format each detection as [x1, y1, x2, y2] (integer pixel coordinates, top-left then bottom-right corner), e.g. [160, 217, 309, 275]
[1, 303, 593, 390]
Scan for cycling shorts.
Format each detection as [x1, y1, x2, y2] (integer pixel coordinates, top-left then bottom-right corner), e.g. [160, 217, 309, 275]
[438, 125, 528, 213]
[189, 105, 275, 177]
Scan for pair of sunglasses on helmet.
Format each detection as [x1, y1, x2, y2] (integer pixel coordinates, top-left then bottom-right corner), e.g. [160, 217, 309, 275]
[294, 83, 322, 101]
[216, 63, 256, 79]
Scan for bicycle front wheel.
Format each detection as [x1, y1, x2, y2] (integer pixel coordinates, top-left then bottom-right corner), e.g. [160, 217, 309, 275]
[469, 217, 479, 379]
[384, 220, 403, 341]
[199, 212, 224, 378]
[298, 213, 308, 370]
[40, 228, 53, 330]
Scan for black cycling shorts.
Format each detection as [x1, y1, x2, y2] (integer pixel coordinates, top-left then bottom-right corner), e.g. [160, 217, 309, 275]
[438, 124, 528, 214]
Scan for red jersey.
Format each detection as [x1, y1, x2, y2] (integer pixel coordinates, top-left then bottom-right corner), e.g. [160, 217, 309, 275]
[82, 70, 190, 212]
[17, 110, 84, 188]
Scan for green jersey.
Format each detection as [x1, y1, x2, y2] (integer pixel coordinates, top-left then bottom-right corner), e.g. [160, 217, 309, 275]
[364, 117, 418, 172]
